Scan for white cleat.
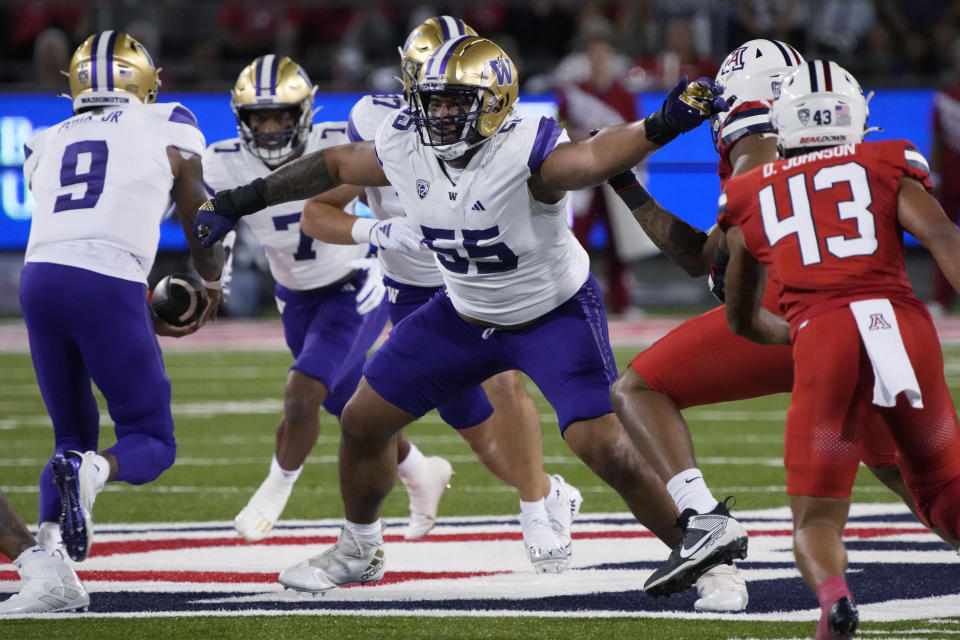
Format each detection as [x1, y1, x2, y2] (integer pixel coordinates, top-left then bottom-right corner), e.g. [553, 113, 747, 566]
[0, 547, 89, 614]
[278, 524, 386, 594]
[234, 477, 293, 542]
[36, 522, 67, 561]
[694, 563, 749, 612]
[544, 474, 583, 557]
[399, 456, 453, 539]
[519, 510, 570, 573]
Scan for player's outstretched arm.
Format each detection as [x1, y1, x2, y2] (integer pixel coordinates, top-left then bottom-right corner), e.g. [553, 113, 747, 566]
[898, 176, 960, 292]
[194, 142, 388, 247]
[536, 77, 727, 192]
[606, 168, 709, 276]
[724, 226, 790, 345]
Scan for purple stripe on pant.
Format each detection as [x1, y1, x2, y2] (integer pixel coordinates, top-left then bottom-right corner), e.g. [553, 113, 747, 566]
[19, 262, 176, 523]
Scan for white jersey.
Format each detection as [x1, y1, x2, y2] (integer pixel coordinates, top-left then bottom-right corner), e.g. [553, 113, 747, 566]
[23, 102, 205, 283]
[203, 122, 367, 291]
[349, 93, 444, 287]
[375, 110, 589, 325]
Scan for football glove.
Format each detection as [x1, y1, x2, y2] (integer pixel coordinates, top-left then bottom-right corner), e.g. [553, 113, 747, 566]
[356, 216, 424, 252]
[708, 248, 730, 303]
[194, 178, 267, 248]
[347, 255, 386, 315]
[645, 76, 729, 146]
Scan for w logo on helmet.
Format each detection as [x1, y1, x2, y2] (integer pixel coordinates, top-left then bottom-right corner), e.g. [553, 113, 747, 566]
[490, 59, 512, 86]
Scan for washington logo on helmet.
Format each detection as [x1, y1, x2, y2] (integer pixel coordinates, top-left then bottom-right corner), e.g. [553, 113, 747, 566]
[490, 59, 512, 86]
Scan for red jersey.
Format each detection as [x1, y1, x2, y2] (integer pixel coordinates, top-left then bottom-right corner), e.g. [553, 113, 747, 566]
[717, 99, 775, 190]
[718, 139, 932, 332]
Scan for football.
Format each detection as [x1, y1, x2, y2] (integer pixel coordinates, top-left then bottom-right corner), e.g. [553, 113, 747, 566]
[150, 273, 208, 327]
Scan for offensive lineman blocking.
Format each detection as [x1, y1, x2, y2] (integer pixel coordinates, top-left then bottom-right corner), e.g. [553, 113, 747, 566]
[300, 15, 583, 572]
[193, 36, 741, 595]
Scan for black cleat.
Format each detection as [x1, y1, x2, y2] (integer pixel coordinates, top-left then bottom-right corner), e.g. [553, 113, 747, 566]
[828, 596, 859, 637]
[644, 497, 749, 598]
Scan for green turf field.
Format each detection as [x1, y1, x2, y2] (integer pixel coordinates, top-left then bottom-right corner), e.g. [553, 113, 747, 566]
[2, 346, 959, 638]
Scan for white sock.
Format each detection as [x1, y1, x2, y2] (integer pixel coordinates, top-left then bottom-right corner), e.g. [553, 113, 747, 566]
[345, 519, 383, 541]
[666, 468, 719, 515]
[268, 455, 302, 486]
[519, 498, 548, 515]
[397, 442, 425, 480]
[90, 453, 110, 487]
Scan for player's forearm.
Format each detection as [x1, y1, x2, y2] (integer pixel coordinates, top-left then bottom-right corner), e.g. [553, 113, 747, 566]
[928, 228, 960, 294]
[262, 149, 339, 207]
[633, 200, 709, 277]
[731, 308, 791, 345]
[608, 170, 708, 276]
[191, 242, 225, 283]
[301, 198, 360, 244]
[582, 123, 661, 186]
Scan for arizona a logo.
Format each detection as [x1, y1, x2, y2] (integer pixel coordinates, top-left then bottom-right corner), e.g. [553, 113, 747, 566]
[417, 179, 430, 199]
[868, 313, 892, 331]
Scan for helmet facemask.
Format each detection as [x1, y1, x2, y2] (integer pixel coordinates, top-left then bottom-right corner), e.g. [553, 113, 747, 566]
[236, 103, 311, 167]
[411, 84, 500, 161]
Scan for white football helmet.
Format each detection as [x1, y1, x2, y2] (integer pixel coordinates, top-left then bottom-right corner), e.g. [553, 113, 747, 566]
[711, 39, 804, 142]
[772, 60, 868, 154]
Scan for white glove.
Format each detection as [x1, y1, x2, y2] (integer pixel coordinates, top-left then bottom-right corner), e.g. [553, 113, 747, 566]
[352, 216, 423, 252]
[347, 256, 386, 315]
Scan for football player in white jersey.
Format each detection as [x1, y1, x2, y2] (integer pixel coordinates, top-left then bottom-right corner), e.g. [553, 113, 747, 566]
[298, 16, 583, 572]
[16, 31, 224, 597]
[205, 55, 454, 544]
[193, 36, 733, 595]
[0, 490, 88, 614]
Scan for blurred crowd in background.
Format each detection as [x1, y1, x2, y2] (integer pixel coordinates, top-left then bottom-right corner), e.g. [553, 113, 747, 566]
[4, 0, 960, 95]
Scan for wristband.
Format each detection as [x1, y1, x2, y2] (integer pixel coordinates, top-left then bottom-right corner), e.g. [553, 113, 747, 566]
[609, 172, 652, 210]
[350, 217, 377, 245]
[200, 275, 223, 290]
[643, 111, 681, 146]
[215, 177, 267, 217]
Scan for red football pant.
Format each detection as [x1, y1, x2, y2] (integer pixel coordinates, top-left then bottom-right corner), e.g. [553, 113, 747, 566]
[787, 304, 960, 539]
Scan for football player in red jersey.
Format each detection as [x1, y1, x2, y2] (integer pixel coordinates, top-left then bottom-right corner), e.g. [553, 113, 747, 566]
[607, 39, 803, 609]
[607, 39, 956, 610]
[720, 60, 960, 640]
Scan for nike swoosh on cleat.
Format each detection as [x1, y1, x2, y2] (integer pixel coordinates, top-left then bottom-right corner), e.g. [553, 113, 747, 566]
[678, 523, 725, 559]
